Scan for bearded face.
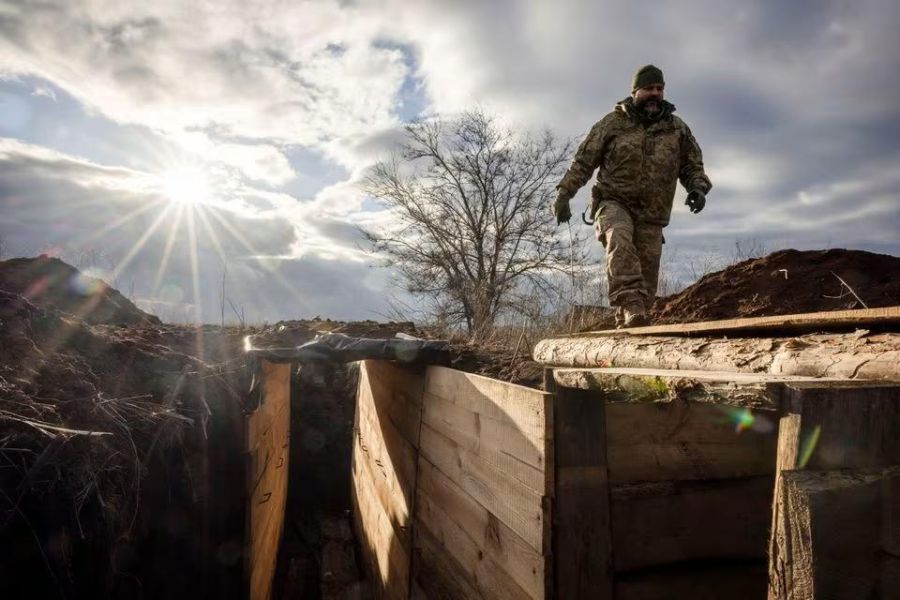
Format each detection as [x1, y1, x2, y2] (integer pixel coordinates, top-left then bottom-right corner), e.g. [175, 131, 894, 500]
[633, 83, 665, 115]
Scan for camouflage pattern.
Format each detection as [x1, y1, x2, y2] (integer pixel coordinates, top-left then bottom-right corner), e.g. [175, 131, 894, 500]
[594, 200, 663, 312]
[557, 97, 711, 226]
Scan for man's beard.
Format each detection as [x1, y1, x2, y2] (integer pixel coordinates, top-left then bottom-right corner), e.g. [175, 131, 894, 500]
[636, 98, 660, 115]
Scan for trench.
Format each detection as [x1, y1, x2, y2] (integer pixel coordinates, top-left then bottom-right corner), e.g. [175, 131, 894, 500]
[270, 361, 369, 600]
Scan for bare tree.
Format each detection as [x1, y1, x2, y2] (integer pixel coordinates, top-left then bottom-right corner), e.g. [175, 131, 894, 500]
[363, 110, 584, 337]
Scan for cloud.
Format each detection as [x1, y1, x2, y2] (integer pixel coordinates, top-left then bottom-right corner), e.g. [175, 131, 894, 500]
[0, 138, 397, 321]
[0, 0, 898, 322]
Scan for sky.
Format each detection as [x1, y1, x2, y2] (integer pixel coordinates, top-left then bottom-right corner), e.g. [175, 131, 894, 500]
[0, 0, 898, 324]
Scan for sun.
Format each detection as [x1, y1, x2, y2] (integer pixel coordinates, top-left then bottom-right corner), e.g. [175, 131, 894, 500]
[161, 167, 212, 206]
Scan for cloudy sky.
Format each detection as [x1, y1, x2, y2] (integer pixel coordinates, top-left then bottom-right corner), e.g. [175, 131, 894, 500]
[1, 0, 898, 324]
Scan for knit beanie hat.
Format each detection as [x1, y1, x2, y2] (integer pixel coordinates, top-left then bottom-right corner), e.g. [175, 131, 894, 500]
[632, 65, 665, 92]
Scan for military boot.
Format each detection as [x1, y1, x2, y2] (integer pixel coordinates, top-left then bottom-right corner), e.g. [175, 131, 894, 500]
[619, 297, 648, 328]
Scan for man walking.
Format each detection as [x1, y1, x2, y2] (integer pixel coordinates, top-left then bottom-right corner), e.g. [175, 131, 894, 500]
[553, 65, 711, 327]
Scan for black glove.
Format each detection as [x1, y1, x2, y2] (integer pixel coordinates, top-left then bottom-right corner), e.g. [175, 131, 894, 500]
[686, 189, 706, 214]
[553, 194, 572, 225]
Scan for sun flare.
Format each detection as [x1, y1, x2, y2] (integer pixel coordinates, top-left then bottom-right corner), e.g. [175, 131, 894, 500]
[161, 167, 211, 206]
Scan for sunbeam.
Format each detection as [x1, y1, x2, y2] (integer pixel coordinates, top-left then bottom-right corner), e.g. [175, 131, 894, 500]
[152, 203, 186, 297]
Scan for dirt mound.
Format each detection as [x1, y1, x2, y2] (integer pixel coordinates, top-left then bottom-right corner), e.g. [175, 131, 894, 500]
[652, 249, 900, 324]
[0, 255, 159, 326]
[0, 285, 247, 598]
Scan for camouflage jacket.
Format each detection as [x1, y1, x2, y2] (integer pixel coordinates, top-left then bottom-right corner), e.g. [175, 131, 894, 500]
[557, 98, 711, 226]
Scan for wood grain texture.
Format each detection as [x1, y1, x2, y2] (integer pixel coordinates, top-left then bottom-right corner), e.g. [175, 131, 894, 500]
[412, 366, 552, 600]
[246, 360, 291, 600]
[769, 470, 885, 600]
[606, 400, 778, 482]
[414, 459, 542, 600]
[417, 422, 545, 553]
[578, 305, 900, 337]
[768, 382, 900, 600]
[610, 477, 773, 571]
[351, 360, 427, 600]
[533, 331, 900, 381]
[552, 385, 612, 600]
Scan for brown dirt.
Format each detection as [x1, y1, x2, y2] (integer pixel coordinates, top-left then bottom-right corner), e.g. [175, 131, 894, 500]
[652, 249, 900, 324]
[0, 258, 249, 599]
[0, 255, 160, 326]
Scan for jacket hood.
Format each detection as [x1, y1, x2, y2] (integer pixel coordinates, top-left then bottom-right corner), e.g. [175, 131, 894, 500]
[616, 96, 676, 122]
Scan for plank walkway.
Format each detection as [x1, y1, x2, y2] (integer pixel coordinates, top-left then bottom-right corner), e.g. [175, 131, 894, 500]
[577, 305, 900, 337]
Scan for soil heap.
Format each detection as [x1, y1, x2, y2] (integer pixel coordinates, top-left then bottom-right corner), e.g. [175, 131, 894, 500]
[0, 257, 248, 599]
[652, 248, 900, 324]
[0, 255, 160, 326]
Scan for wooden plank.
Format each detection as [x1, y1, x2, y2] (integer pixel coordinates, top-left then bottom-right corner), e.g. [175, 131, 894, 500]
[418, 422, 545, 552]
[424, 366, 548, 446]
[773, 382, 900, 471]
[352, 453, 410, 600]
[415, 457, 545, 599]
[768, 382, 900, 600]
[578, 305, 900, 337]
[552, 383, 612, 600]
[247, 360, 291, 600]
[361, 360, 426, 445]
[351, 360, 426, 600]
[769, 470, 886, 600]
[355, 382, 418, 528]
[421, 391, 545, 491]
[553, 367, 845, 409]
[606, 400, 777, 482]
[412, 524, 483, 600]
[610, 477, 773, 571]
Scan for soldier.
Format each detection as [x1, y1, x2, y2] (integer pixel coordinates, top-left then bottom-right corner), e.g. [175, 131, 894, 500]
[553, 65, 711, 327]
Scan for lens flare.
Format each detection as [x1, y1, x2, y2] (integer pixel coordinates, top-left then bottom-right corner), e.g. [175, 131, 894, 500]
[797, 425, 822, 468]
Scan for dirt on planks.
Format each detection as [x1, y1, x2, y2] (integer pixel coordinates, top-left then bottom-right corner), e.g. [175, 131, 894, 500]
[651, 248, 900, 325]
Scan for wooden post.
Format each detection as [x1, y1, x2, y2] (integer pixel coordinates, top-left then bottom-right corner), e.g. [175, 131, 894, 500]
[546, 369, 613, 599]
[768, 382, 900, 600]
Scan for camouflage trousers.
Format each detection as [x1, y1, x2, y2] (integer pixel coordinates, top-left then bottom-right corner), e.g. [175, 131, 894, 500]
[594, 200, 663, 317]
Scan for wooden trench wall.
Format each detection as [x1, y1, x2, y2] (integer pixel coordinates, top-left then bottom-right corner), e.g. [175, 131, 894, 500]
[246, 360, 293, 600]
[352, 360, 553, 600]
[267, 353, 900, 599]
[351, 360, 780, 599]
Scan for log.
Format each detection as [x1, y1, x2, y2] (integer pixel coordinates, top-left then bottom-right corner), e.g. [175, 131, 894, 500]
[533, 332, 900, 380]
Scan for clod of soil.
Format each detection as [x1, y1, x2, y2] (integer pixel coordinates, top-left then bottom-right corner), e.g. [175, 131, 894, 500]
[653, 249, 900, 324]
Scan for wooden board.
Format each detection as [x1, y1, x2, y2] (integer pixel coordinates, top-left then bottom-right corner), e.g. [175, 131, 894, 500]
[412, 366, 553, 600]
[550, 381, 613, 600]
[578, 305, 900, 337]
[610, 477, 773, 571]
[246, 360, 291, 600]
[772, 381, 900, 471]
[351, 360, 427, 600]
[769, 470, 887, 599]
[768, 382, 900, 600]
[417, 422, 545, 553]
[424, 366, 549, 448]
[606, 399, 777, 482]
[414, 458, 543, 600]
[421, 391, 545, 491]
